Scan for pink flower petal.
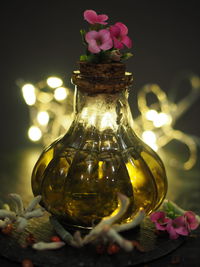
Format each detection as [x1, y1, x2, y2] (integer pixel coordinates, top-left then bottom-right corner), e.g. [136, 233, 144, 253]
[99, 30, 113, 50]
[87, 39, 101, 54]
[84, 10, 98, 24]
[83, 10, 108, 25]
[85, 29, 113, 54]
[163, 217, 172, 224]
[185, 211, 196, 222]
[122, 35, 132, 48]
[155, 222, 167, 231]
[166, 216, 189, 238]
[167, 225, 179, 239]
[109, 25, 121, 37]
[166, 222, 179, 239]
[113, 37, 124, 49]
[100, 38, 113, 51]
[189, 220, 199, 230]
[85, 31, 99, 42]
[150, 211, 166, 223]
[184, 211, 199, 230]
[97, 14, 108, 25]
[173, 216, 186, 227]
[175, 226, 189, 236]
[115, 22, 128, 35]
[99, 29, 111, 42]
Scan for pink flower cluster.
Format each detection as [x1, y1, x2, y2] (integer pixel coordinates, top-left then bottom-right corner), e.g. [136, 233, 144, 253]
[150, 211, 199, 239]
[83, 10, 132, 54]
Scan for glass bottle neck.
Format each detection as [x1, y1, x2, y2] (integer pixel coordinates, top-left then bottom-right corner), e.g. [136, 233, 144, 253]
[73, 88, 134, 131]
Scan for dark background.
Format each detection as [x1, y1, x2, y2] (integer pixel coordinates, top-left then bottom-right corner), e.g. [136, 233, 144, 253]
[1, 0, 200, 152]
[0, 2, 200, 266]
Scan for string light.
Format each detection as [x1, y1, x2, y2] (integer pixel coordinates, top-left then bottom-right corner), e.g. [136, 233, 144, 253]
[145, 109, 158, 121]
[20, 73, 200, 170]
[37, 111, 50, 126]
[153, 112, 172, 128]
[54, 87, 68, 101]
[136, 73, 200, 170]
[19, 76, 73, 146]
[47, 77, 63, 88]
[28, 126, 42, 141]
[22, 84, 36, 106]
[142, 131, 158, 151]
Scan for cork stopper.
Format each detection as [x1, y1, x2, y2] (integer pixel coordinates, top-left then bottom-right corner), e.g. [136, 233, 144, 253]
[72, 62, 133, 94]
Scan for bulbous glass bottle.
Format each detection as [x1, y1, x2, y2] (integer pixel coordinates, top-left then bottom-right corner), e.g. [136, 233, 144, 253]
[31, 62, 167, 230]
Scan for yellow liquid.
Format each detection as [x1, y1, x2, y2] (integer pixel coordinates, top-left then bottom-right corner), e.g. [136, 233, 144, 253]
[32, 131, 167, 228]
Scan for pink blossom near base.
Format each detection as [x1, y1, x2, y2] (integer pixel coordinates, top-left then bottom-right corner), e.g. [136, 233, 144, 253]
[150, 211, 171, 231]
[166, 215, 189, 239]
[184, 211, 199, 231]
[150, 210, 199, 240]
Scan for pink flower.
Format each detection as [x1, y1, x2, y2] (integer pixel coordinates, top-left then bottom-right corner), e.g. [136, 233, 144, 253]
[84, 10, 108, 25]
[184, 211, 199, 231]
[166, 216, 189, 240]
[109, 22, 132, 50]
[150, 211, 171, 231]
[85, 29, 113, 54]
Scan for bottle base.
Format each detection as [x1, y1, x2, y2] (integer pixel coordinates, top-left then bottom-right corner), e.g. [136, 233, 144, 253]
[52, 215, 141, 234]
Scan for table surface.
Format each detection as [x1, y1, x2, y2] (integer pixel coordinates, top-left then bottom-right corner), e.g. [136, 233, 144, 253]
[0, 147, 200, 267]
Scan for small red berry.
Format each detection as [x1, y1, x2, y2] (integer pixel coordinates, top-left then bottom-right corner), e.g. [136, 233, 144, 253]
[1, 224, 13, 235]
[50, 235, 61, 242]
[107, 243, 120, 255]
[22, 259, 34, 267]
[96, 244, 105, 254]
[26, 233, 36, 245]
[131, 240, 145, 252]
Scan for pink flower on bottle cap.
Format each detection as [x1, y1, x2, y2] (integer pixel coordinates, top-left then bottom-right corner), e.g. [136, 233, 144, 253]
[84, 10, 108, 25]
[110, 22, 132, 49]
[85, 29, 113, 54]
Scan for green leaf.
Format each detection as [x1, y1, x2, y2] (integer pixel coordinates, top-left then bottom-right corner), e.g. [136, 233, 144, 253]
[98, 50, 111, 63]
[164, 201, 177, 219]
[121, 52, 133, 61]
[80, 51, 114, 64]
[89, 24, 106, 31]
[80, 55, 88, 61]
[80, 29, 87, 45]
[87, 54, 99, 63]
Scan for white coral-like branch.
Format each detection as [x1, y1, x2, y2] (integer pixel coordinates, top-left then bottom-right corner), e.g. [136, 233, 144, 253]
[32, 241, 65, 251]
[0, 194, 44, 231]
[47, 193, 145, 252]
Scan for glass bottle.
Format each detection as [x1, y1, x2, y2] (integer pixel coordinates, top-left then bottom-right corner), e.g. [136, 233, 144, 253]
[31, 62, 167, 230]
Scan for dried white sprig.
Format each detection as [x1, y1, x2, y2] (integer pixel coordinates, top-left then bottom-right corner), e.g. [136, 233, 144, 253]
[103, 226, 133, 252]
[0, 218, 11, 228]
[32, 241, 65, 251]
[0, 203, 13, 228]
[2, 204, 10, 211]
[0, 210, 17, 220]
[0, 194, 44, 231]
[49, 216, 74, 245]
[9, 193, 24, 215]
[49, 193, 145, 252]
[83, 192, 130, 245]
[113, 208, 145, 232]
[25, 195, 42, 213]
